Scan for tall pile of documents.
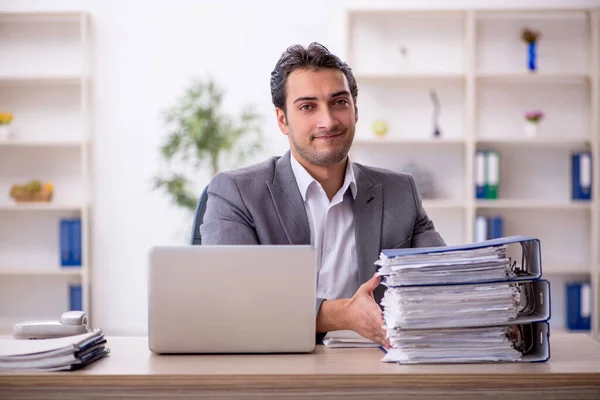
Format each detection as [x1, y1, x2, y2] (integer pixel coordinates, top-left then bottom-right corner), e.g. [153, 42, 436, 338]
[376, 235, 550, 364]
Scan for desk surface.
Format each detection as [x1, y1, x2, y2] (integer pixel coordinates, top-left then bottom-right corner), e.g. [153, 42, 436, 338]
[1, 332, 600, 400]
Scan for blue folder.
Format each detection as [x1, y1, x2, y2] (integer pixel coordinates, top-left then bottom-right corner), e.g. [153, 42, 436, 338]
[379, 235, 542, 283]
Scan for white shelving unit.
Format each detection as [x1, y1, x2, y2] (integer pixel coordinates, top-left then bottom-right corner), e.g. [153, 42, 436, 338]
[346, 8, 599, 338]
[0, 11, 91, 334]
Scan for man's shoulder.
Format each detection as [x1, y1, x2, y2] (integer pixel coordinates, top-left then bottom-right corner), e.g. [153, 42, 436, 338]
[352, 162, 414, 186]
[217, 156, 280, 182]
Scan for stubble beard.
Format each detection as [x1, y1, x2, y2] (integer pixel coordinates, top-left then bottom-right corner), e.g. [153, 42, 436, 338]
[290, 128, 354, 166]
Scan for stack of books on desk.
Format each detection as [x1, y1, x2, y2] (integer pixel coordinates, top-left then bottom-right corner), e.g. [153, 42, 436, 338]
[376, 235, 550, 364]
[0, 330, 109, 371]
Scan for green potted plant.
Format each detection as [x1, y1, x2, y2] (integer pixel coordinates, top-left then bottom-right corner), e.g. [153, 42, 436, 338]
[153, 78, 263, 212]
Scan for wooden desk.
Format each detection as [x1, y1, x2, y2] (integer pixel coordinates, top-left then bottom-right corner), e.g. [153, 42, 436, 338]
[1, 333, 599, 400]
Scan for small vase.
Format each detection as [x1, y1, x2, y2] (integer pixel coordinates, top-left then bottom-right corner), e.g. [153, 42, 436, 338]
[525, 121, 539, 138]
[0, 125, 11, 140]
[528, 42, 537, 72]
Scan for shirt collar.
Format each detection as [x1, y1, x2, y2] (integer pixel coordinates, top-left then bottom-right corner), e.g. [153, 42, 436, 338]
[290, 153, 357, 201]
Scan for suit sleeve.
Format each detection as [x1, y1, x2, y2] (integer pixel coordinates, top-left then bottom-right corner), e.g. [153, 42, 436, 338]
[200, 173, 259, 245]
[408, 174, 446, 248]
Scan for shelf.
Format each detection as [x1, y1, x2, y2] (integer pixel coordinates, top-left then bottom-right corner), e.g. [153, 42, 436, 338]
[0, 75, 83, 85]
[422, 200, 465, 210]
[355, 73, 464, 82]
[542, 263, 591, 275]
[476, 137, 591, 147]
[476, 72, 589, 84]
[0, 267, 82, 276]
[353, 137, 464, 145]
[475, 200, 593, 210]
[0, 203, 84, 211]
[0, 140, 84, 148]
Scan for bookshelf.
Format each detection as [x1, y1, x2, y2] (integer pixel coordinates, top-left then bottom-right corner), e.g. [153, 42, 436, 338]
[0, 12, 91, 334]
[345, 8, 599, 338]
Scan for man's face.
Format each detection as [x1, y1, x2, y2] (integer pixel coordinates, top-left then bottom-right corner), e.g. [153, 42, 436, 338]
[276, 68, 358, 167]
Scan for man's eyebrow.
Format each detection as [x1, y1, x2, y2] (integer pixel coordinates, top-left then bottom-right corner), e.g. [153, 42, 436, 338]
[292, 90, 351, 104]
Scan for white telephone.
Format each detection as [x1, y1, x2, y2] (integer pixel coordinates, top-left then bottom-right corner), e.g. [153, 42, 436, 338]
[13, 311, 91, 339]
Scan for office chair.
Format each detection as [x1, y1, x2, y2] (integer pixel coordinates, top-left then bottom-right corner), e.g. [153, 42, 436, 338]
[190, 185, 209, 245]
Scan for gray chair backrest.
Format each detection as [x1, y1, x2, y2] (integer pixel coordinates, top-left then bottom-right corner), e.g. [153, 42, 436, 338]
[190, 185, 209, 245]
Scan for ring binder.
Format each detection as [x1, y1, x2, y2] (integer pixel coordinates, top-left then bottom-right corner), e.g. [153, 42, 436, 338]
[377, 235, 550, 364]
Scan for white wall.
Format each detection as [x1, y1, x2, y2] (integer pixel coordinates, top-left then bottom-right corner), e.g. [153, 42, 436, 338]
[1, 0, 599, 335]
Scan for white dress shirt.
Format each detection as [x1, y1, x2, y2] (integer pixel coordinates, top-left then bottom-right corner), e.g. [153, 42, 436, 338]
[290, 154, 359, 300]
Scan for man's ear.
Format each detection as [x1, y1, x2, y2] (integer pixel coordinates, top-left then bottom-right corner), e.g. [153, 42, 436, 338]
[275, 107, 289, 135]
[354, 98, 359, 123]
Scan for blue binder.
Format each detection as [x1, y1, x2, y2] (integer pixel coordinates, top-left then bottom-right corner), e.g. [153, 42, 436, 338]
[69, 284, 83, 311]
[566, 282, 591, 330]
[572, 152, 592, 200]
[59, 218, 82, 267]
[379, 235, 543, 283]
[60, 219, 71, 266]
[490, 216, 504, 239]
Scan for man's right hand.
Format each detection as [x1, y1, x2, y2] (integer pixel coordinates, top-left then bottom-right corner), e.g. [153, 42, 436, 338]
[316, 273, 390, 348]
[343, 273, 390, 348]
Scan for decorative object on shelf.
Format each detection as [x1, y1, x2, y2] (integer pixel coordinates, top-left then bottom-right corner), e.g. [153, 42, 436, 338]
[524, 110, 544, 138]
[521, 28, 542, 72]
[153, 77, 264, 212]
[9, 180, 54, 202]
[430, 90, 441, 138]
[399, 162, 435, 199]
[371, 120, 388, 137]
[0, 113, 13, 140]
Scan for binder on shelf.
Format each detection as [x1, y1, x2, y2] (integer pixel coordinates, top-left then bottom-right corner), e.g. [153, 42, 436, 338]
[71, 219, 82, 266]
[474, 215, 487, 242]
[571, 151, 592, 200]
[376, 235, 543, 286]
[69, 284, 82, 311]
[566, 281, 591, 330]
[485, 151, 499, 199]
[59, 218, 82, 267]
[60, 219, 71, 266]
[475, 216, 504, 242]
[475, 151, 486, 199]
[489, 216, 504, 239]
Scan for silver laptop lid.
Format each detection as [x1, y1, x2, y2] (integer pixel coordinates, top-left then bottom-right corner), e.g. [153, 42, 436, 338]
[148, 245, 317, 354]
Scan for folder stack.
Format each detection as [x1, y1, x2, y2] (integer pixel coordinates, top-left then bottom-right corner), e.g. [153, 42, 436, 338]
[376, 236, 550, 364]
[0, 330, 109, 371]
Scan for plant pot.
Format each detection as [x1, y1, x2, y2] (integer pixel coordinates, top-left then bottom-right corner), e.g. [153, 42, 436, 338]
[0, 125, 11, 140]
[525, 121, 539, 138]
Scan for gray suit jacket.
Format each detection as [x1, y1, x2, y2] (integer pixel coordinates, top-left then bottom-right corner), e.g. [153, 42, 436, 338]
[200, 151, 445, 314]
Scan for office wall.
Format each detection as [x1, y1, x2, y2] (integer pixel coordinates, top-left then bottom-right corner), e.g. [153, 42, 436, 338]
[1, 0, 599, 335]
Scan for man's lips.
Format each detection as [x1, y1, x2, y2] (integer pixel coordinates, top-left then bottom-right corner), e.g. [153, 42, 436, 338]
[313, 132, 344, 139]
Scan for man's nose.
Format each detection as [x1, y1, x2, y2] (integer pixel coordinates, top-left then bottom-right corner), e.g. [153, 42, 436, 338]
[316, 107, 337, 131]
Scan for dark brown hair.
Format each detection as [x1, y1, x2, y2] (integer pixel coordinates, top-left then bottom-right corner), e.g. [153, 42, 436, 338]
[270, 42, 358, 113]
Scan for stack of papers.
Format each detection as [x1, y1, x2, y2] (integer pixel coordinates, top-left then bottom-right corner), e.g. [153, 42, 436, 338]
[375, 236, 550, 364]
[381, 282, 521, 329]
[382, 326, 523, 364]
[376, 245, 515, 286]
[323, 330, 380, 348]
[0, 330, 109, 371]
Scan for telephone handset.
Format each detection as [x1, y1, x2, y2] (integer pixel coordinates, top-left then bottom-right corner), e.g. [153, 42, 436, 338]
[13, 311, 91, 339]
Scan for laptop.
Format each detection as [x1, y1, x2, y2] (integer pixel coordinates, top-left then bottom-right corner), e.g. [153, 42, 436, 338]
[148, 245, 317, 354]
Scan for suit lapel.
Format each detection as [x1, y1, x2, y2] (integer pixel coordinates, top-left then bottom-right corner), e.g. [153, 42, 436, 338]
[352, 164, 383, 285]
[266, 151, 311, 245]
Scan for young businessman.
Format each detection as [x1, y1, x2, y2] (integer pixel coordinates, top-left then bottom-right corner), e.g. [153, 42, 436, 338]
[199, 42, 445, 346]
